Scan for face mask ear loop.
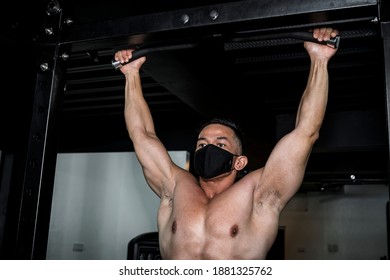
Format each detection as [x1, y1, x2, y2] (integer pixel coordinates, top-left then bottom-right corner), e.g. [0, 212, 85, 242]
[230, 154, 240, 171]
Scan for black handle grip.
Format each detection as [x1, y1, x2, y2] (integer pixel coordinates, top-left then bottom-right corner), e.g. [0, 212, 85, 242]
[112, 43, 197, 70]
[230, 31, 340, 49]
[289, 32, 340, 49]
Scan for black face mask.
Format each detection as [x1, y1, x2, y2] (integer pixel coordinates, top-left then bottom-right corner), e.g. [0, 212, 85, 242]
[193, 144, 238, 179]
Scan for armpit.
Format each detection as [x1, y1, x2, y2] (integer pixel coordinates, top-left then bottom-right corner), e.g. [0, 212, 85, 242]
[161, 187, 173, 208]
[255, 188, 282, 214]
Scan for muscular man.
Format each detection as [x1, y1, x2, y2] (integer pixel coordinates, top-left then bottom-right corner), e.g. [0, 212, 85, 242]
[114, 27, 339, 259]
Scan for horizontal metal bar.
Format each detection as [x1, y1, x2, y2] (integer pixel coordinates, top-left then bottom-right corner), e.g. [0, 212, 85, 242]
[62, 0, 379, 52]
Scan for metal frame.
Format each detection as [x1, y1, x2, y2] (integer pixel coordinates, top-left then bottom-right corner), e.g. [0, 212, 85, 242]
[13, 2, 70, 259]
[63, 0, 379, 51]
[11, 0, 389, 259]
[380, 0, 390, 257]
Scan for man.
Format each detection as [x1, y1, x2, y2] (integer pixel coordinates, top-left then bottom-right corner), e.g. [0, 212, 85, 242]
[114, 27, 339, 259]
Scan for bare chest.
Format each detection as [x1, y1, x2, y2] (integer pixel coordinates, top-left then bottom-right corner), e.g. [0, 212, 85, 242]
[174, 197, 244, 237]
[158, 189, 257, 258]
[157, 182, 277, 259]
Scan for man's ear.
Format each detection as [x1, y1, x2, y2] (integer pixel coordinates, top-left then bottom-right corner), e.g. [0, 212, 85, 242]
[234, 155, 248, 171]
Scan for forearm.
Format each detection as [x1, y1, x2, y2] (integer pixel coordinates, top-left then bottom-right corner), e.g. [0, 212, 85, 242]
[295, 58, 329, 139]
[124, 69, 156, 141]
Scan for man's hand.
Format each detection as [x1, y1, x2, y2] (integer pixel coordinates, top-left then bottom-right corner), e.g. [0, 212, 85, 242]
[304, 27, 339, 60]
[114, 49, 146, 74]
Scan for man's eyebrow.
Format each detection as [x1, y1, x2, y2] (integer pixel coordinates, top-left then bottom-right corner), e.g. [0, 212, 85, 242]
[216, 136, 229, 141]
[197, 136, 228, 141]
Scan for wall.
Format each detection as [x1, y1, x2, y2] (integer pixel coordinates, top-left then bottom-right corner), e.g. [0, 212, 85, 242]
[46, 151, 189, 260]
[280, 185, 389, 259]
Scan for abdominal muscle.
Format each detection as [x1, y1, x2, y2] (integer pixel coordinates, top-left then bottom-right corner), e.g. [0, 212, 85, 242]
[156, 182, 278, 260]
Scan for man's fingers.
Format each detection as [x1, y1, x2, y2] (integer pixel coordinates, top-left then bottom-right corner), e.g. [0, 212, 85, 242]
[115, 49, 135, 63]
[313, 27, 338, 42]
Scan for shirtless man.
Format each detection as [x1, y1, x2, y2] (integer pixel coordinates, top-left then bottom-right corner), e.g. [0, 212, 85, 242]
[114, 27, 339, 259]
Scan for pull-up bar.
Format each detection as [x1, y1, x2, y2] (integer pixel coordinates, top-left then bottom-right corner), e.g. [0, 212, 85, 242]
[111, 31, 340, 70]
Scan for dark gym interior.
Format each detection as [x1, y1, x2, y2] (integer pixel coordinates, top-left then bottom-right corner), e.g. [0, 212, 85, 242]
[0, 0, 389, 259]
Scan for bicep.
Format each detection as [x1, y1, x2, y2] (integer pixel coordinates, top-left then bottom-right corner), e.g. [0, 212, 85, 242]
[254, 130, 313, 209]
[133, 133, 178, 197]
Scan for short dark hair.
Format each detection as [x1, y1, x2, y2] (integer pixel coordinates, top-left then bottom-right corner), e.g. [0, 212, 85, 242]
[197, 117, 244, 153]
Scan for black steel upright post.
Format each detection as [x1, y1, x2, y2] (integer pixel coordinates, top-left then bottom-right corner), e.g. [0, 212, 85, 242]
[380, 0, 390, 258]
[15, 0, 69, 259]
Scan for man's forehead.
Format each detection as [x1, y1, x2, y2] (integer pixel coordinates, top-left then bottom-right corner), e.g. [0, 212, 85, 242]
[199, 124, 235, 138]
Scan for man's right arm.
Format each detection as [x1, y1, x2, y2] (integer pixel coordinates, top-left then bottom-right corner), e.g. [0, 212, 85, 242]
[114, 50, 179, 197]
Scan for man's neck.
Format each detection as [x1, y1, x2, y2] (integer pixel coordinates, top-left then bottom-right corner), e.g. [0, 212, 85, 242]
[199, 173, 237, 199]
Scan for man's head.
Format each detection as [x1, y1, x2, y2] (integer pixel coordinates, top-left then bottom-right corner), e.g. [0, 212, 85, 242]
[194, 117, 248, 180]
[196, 117, 244, 155]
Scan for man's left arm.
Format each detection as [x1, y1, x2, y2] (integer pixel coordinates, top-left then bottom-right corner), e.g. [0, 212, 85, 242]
[253, 28, 339, 211]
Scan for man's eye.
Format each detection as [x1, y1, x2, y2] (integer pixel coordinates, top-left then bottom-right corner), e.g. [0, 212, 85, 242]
[198, 143, 206, 148]
[217, 143, 225, 148]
